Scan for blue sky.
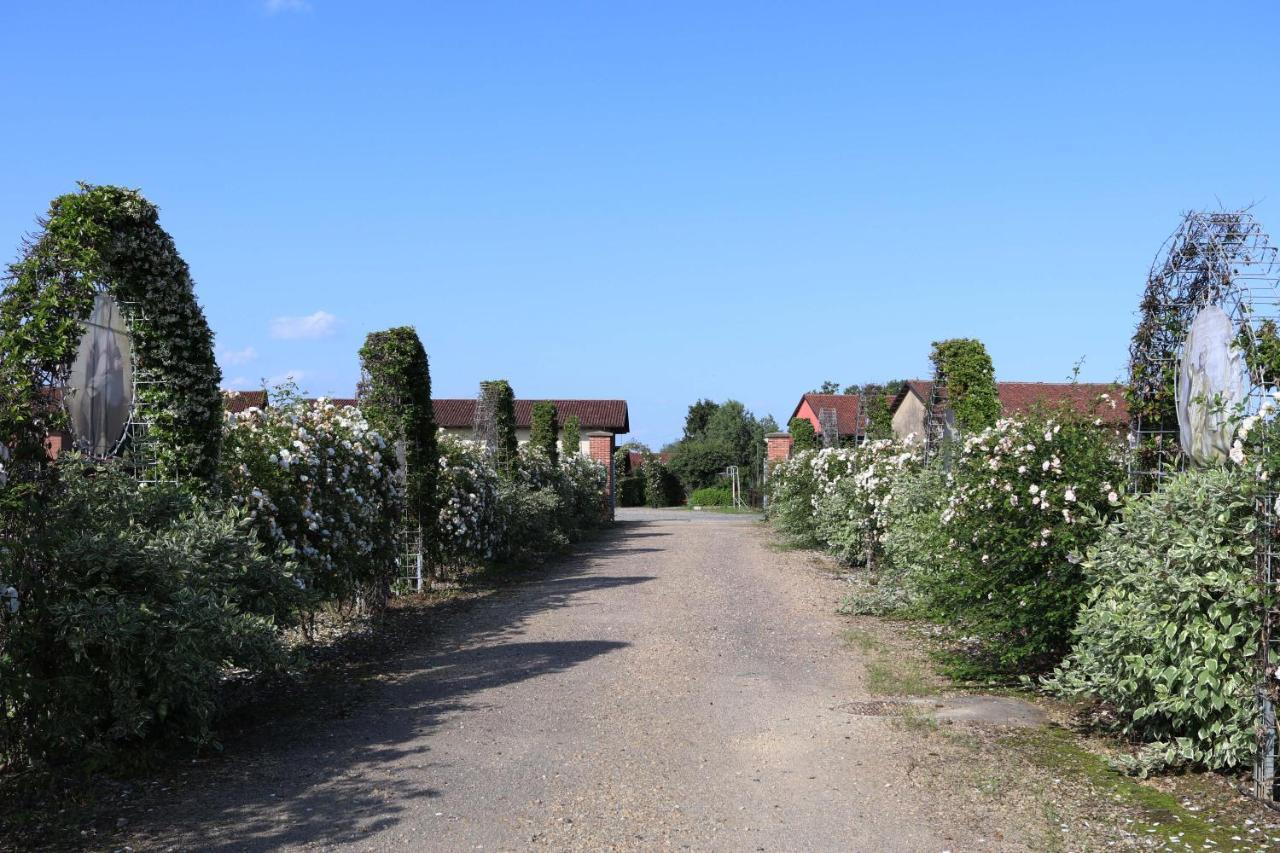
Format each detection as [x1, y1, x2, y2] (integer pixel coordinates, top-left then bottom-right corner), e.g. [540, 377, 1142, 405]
[3, 2, 1278, 448]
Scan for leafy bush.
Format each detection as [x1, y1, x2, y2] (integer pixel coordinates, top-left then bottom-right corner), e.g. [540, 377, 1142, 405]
[436, 434, 504, 569]
[923, 410, 1127, 674]
[0, 459, 291, 765]
[814, 439, 921, 567]
[930, 338, 1000, 433]
[789, 417, 818, 451]
[560, 415, 582, 459]
[689, 485, 733, 507]
[1045, 468, 1262, 774]
[357, 327, 438, 532]
[618, 474, 646, 507]
[643, 459, 683, 507]
[478, 380, 518, 473]
[530, 401, 560, 465]
[852, 462, 948, 615]
[765, 449, 823, 546]
[221, 391, 401, 611]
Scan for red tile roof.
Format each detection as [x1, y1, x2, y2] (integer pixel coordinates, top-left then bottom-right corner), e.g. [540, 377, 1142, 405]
[432, 399, 630, 433]
[222, 390, 268, 413]
[893, 381, 1128, 424]
[790, 394, 862, 437]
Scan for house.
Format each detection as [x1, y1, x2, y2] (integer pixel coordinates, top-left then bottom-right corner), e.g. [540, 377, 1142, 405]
[787, 393, 864, 444]
[222, 389, 269, 414]
[888, 380, 1128, 441]
[432, 399, 630, 457]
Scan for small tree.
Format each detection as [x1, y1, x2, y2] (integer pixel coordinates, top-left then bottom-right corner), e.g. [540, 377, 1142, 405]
[930, 338, 1000, 433]
[530, 401, 559, 465]
[479, 380, 518, 473]
[789, 416, 818, 451]
[560, 415, 582, 459]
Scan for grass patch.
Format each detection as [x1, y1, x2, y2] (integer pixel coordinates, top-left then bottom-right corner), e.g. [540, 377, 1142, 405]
[840, 627, 883, 654]
[1006, 726, 1259, 849]
[866, 659, 935, 697]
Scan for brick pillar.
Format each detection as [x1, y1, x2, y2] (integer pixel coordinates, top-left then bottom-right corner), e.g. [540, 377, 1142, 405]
[765, 431, 793, 464]
[587, 431, 616, 520]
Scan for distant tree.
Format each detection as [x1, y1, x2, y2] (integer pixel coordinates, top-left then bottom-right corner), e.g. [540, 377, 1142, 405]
[529, 401, 559, 464]
[789, 416, 818, 451]
[560, 415, 582, 459]
[813, 380, 841, 395]
[683, 399, 719, 439]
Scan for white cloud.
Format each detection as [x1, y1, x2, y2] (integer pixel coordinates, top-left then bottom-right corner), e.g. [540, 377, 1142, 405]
[218, 345, 258, 367]
[268, 369, 307, 387]
[270, 310, 337, 340]
[265, 0, 311, 13]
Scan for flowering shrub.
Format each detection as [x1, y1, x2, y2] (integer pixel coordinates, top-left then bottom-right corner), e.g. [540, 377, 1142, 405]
[924, 408, 1127, 674]
[1046, 468, 1261, 774]
[436, 434, 504, 568]
[221, 393, 401, 609]
[766, 449, 823, 546]
[815, 439, 922, 566]
[848, 462, 948, 615]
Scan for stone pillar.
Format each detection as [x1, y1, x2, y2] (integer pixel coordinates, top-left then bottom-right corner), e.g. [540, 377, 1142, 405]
[587, 431, 616, 519]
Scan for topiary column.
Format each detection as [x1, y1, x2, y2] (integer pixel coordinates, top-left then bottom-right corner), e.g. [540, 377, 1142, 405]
[357, 326, 438, 548]
[529, 400, 559, 465]
[560, 414, 582, 460]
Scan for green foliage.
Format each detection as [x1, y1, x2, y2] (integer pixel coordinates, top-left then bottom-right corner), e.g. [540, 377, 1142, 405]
[930, 338, 1000, 433]
[789, 416, 818, 451]
[764, 449, 823, 547]
[618, 474, 646, 507]
[858, 463, 948, 615]
[479, 380, 518, 473]
[357, 327, 438, 532]
[688, 485, 733, 507]
[0, 184, 223, 484]
[1045, 468, 1261, 774]
[643, 459, 683, 507]
[683, 399, 720, 439]
[667, 400, 771, 495]
[0, 458, 292, 765]
[495, 445, 609, 563]
[813, 380, 842, 395]
[921, 409, 1127, 675]
[560, 414, 582, 460]
[530, 401, 560, 465]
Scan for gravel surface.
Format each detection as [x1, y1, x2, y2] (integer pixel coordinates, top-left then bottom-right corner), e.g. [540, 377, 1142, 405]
[124, 509, 1020, 851]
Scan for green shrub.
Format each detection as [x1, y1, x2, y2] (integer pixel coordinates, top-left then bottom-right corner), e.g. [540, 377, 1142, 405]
[357, 326, 438, 534]
[921, 409, 1127, 675]
[1045, 468, 1262, 774]
[930, 338, 999, 433]
[0, 459, 292, 765]
[643, 459, 683, 507]
[688, 486, 733, 507]
[479, 380, 518, 473]
[764, 449, 822, 546]
[789, 417, 818, 451]
[530, 401, 560, 465]
[560, 415, 582, 459]
[619, 475, 646, 507]
[862, 463, 947, 615]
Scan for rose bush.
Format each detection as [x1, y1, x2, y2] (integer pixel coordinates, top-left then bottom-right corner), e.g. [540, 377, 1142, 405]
[221, 391, 401, 612]
[923, 408, 1127, 674]
[436, 434, 504, 569]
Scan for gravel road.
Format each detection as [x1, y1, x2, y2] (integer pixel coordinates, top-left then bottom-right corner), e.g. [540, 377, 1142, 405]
[127, 509, 1008, 852]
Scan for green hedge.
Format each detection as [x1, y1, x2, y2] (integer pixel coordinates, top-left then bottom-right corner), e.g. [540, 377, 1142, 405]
[688, 485, 733, 507]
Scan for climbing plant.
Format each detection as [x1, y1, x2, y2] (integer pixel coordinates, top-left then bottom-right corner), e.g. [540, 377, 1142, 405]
[0, 184, 222, 483]
[357, 326, 438, 531]
[788, 416, 818, 451]
[929, 338, 999, 434]
[560, 414, 582, 460]
[530, 401, 559, 465]
[479, 380, 518, 474]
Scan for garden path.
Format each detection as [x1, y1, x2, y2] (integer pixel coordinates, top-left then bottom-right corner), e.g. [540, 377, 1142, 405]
[125, 508, 1022, 851]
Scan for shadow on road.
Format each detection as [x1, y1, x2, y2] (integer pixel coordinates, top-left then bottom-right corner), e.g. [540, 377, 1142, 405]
[126, 521, 658, 851]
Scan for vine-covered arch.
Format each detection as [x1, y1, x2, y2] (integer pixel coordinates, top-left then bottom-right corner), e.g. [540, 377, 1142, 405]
[1127, 209, 1280, 799]
[0, 184, 222, 482]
